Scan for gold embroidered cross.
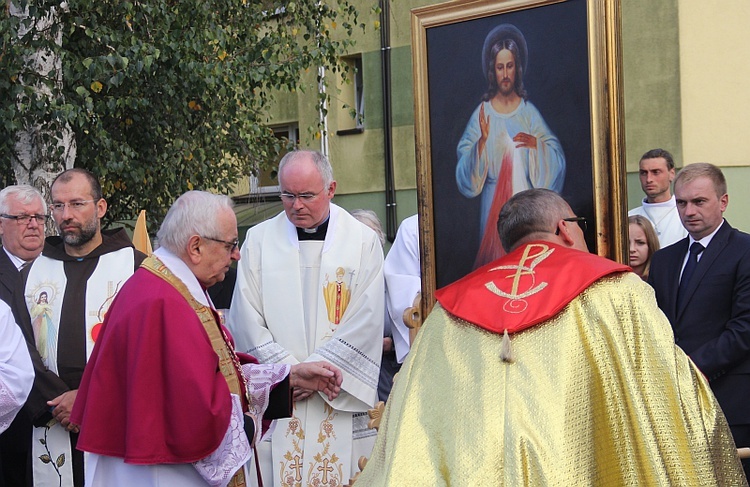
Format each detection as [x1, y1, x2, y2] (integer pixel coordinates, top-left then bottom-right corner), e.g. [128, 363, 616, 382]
[318, 458, 334, 483]
[290, 454, 303, 481]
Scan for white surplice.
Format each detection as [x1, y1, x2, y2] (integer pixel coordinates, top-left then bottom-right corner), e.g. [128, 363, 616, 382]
[0, 300, 33, 433]
[229, 204, 384, 486]
[383, 214, 421, 363]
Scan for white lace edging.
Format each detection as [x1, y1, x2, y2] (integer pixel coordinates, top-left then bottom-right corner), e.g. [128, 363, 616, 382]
[0, 376, 23, 433]
[241, 363, 290, 445]
[193, 394, 252, 487]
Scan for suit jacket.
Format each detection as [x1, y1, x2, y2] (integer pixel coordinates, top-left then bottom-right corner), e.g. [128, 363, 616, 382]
[0, 248, 20, 307]
[649, 220, 750, 426]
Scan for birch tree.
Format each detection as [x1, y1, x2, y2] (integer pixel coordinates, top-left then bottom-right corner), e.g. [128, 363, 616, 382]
[1, 0, 363, 226]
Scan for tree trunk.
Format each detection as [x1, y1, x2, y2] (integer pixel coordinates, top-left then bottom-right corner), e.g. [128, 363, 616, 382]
[10, 0, 76, 202]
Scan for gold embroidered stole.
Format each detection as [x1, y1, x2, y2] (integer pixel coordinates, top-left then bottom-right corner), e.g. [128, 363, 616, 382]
[141, 256, 247, 487]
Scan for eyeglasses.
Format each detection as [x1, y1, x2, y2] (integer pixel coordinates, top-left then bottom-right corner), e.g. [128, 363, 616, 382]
[0, 213, 50, 225]
[280, 188, 325, 202]
[50, 200, 98, 213]
[203, 236, 239, 252]
[555, 216, 587, 235]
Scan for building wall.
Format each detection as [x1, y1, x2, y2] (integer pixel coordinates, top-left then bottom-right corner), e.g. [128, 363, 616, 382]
[260, 0, 429, 234]
[679, 1, 750, 168]
[624, 0, 750, 232]
[621, 0, 682, 172]
[263, 0, 750, 236]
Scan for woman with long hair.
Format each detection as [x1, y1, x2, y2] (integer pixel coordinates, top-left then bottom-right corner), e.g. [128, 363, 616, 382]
[628, 215, 660, 280]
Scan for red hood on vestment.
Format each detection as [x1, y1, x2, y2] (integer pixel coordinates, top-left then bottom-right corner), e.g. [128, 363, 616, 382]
[435, 242, 630, 335]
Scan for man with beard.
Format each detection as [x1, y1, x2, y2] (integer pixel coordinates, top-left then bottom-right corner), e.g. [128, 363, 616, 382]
[456, 23, 565, 269]
[20, 168, 145, 487]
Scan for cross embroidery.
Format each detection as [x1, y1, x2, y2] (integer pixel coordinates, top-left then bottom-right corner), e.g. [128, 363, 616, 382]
[290, 455, 303, 481]
[317, 458, 333, 484]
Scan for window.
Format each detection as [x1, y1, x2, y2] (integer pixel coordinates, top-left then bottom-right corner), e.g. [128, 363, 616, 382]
[249, 123, 299, 194]
[336, 54, 364, 135]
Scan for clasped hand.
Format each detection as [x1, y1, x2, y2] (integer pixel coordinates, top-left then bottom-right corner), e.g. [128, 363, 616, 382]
[289, 362, 343, 402]
[48, 390, 79, 433]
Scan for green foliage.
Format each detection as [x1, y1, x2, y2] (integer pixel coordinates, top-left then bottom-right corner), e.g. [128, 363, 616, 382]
[1, 0, 363, 227]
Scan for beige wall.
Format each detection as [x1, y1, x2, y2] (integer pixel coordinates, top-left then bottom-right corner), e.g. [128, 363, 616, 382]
[679, 1, 750, 167]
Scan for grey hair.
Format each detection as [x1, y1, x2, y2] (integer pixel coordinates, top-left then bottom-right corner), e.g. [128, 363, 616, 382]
[156, 191, 235, 254]
[278, 149, 334, 189]
[497, 188, 570, 252]
[0, 185, 47, 214]
[350, 209, 385, 246]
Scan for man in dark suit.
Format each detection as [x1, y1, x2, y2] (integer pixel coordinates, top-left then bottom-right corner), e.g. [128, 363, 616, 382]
[649, 162, 750, 476]
[0, 184, 47, 487]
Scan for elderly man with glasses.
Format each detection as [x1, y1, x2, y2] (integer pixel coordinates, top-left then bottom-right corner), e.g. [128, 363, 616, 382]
[228, 149, 385, 487]
[71, 190, 343, 487]
[20, 168, 146, 487]
[0, 185, 47, 285]
[356, 188, 746, 486]
[0, 184, 47, 487]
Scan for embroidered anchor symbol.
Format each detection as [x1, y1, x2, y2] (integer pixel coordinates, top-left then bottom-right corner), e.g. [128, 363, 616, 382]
[484, 244, 553, 313]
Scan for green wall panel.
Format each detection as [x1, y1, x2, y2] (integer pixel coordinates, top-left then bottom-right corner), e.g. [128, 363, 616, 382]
[622, 0, 682, 171]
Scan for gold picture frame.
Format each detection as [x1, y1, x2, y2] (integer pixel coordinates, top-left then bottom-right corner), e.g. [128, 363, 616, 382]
[412, 0, 626, 314]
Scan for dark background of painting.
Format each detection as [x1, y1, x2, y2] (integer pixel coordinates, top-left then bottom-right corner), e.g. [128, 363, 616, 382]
[426, 0, 592, 288]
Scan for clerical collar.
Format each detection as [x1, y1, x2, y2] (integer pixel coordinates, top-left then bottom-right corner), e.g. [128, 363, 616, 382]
[297, 218, 329, 241]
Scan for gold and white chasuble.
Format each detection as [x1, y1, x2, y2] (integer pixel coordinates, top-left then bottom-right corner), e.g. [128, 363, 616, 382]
[24, 249, 136, 487]
[229, 204, 384, 487]
[356, 243, 747, 486]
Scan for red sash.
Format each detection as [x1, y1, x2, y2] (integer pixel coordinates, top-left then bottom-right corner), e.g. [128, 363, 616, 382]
[435, 242, 630, 335]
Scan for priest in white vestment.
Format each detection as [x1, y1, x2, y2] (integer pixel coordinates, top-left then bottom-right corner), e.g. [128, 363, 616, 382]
[229, 150, 384, 486]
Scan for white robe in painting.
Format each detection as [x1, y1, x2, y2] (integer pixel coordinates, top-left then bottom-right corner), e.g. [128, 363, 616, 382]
[456, 99, 566, 239]
[456, 99, 565, 268]
[0, 300, 33, 434]
[229, 204, 384, 487]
